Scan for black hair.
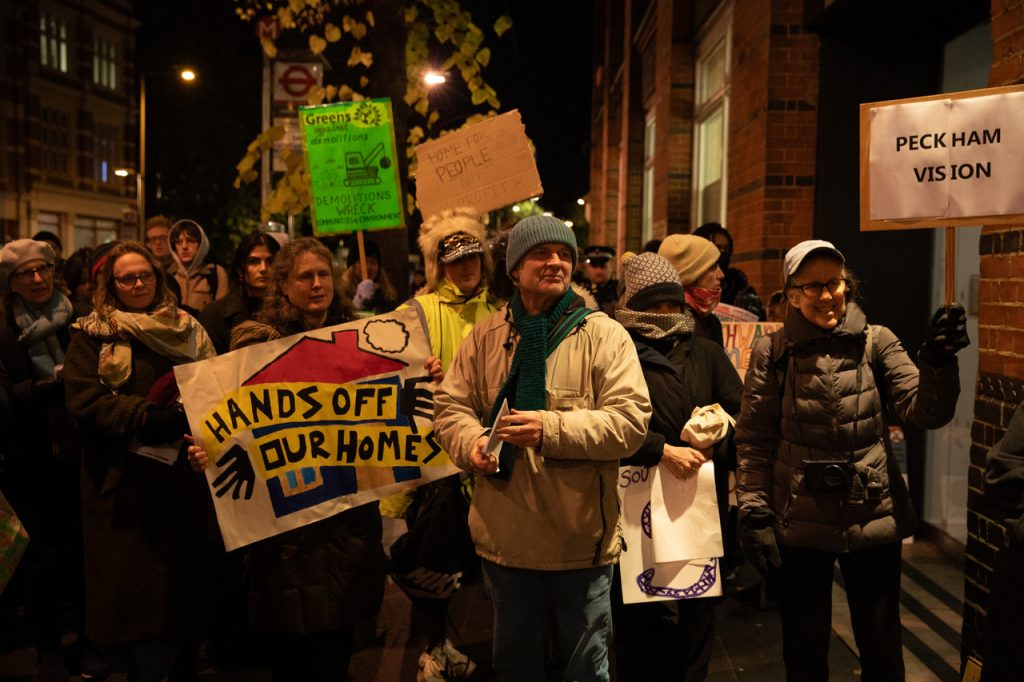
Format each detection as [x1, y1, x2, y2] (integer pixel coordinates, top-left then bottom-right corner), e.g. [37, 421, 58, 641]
[231, 232, 282, 289]
[32, 230, 62, 251]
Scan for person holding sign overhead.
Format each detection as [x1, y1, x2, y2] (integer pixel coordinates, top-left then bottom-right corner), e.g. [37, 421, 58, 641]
[64, 241, 216, 682]
[735, 239, 967, 681]
[188, 238, 385, 682]
[433, 215, 650, 681]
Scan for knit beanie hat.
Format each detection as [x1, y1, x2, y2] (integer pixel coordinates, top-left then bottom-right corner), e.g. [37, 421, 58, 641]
[658, 234, 720, 286]
[1, 238, 55, 287]
[505, 215, 578, 275]
[621, 252, 685, 311]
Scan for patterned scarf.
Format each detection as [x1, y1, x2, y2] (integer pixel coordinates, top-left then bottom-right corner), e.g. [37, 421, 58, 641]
[615, 307, 695, 339]
[13, 292, 73, 379]
[684, 285, 721, 315]
[489, 287, 577, 476]
[72, 302, 216, 390]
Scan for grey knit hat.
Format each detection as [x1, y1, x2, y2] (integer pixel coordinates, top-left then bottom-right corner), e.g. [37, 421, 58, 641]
[505, 215, 578, 275]
[621, 252, 685, 311]
[0, 238, 55, 286]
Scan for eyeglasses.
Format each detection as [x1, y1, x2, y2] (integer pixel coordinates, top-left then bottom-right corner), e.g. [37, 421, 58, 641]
[113, 271, 155, 288]
[790, 278, 848, 297]
[146, 235, 169, 245]
[11, 263, 54, 282]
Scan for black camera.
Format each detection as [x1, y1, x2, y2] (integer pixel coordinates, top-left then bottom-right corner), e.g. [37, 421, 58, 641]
[803, 459, 853, 494]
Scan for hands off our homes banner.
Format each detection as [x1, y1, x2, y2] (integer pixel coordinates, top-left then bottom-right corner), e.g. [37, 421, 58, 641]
[174, 309, 457, 550]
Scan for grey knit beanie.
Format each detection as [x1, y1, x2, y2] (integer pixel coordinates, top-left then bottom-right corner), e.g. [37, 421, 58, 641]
[0, 238, 55, 287]
[658, 234, 720, 286]
[505, 215, 578, 275]
[621, 252, 685, 311]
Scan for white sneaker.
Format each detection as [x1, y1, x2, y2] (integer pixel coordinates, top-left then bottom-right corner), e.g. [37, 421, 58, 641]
[440, 639, 476, 680]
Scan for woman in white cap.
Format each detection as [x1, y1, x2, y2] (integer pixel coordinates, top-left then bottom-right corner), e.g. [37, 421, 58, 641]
[658, 234, 725, 346]
[612, 252, 742, 680]
[0, 238, 108, 681]
[735, 239, 968, 681]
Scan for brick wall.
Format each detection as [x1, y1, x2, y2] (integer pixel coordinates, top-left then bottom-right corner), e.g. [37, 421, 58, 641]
[961, 0, 1024, 666]
[727, 0, 819, 297]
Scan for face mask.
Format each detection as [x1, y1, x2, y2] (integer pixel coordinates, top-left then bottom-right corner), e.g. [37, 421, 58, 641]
[684, 285, 721, 315]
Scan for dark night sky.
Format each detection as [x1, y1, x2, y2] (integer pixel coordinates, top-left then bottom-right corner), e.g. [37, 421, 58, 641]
[136, 1, 593, 228]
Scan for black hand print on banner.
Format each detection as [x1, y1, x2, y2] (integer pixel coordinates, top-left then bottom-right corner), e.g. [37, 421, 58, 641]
[400, 376, 434, 434]
[212, 444, 256, 500]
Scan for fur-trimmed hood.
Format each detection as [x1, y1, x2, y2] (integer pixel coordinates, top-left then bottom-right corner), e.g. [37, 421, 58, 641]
[417, 207, 492, 292]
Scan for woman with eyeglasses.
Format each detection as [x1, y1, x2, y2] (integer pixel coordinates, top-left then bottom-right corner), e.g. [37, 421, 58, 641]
[735, 239, 968, 681]
[188, 237, 386, 682]
[64, 240, 216, 681]
[0, 239, 103, 680]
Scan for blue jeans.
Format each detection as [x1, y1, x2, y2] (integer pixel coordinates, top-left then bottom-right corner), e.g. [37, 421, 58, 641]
[481, 560, 613, 682]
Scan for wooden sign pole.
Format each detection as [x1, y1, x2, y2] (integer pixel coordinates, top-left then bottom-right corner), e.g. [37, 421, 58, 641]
[356, 230, 368, 281]
[944, 227, 956, 307]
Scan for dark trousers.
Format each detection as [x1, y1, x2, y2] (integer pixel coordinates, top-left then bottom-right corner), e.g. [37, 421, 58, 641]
[611, 564, 716, 681]
[268, 628, 353, 682]
[779, 541, 904, 682]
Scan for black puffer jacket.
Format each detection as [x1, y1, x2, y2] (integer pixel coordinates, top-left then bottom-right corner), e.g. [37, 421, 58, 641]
[736, 302, 959, 553]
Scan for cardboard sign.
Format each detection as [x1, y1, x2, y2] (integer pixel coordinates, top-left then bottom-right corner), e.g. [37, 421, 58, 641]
[414, 109, 543, 220]
[174, 309, 457, 550]
[860, 84, 1024, 230]
[721, 321, 782, 381]
[299, 99, 405, 235]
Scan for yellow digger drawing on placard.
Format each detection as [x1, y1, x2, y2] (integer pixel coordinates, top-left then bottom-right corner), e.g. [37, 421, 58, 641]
[343, 142, 387, 187]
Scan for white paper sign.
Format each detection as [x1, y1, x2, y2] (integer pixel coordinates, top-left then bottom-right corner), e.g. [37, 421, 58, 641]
[869, 91, 1024, 221]
[649, 461, 723, 564]
[618, 466, 722, 605]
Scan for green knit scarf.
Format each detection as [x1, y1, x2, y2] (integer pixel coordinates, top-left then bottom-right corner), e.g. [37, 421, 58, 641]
[488, 287, 577, 477]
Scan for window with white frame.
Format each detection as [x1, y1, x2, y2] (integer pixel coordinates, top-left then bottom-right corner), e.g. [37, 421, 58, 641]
[39, 10, 69, 73]
[641, 113, 656, 244]
[37, 212, 62, 243]
[74, 216, 118, 248]
[93, 35, 118, 90]
[693, 8, 731, 228]
[40, 108, 70, 176]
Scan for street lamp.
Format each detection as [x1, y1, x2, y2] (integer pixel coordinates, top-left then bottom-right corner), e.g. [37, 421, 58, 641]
[137, 67, 198, 236]
[423, 71, 446, 86]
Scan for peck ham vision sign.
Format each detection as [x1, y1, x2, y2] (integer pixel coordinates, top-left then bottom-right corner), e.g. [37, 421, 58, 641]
[860, 84, 1024, 230]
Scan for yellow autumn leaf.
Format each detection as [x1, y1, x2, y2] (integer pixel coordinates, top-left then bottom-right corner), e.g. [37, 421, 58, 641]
[428, 111, 440, 127]
[360, 51, 373, 68]
[494, 15, 512, 37]
[259, 36, 277, 58]
[415, 98, 429, 116]
[277, 8, 295, 29]
[288, 171, 305, 190]
[352, 22, 367, 40]
[307, 85, 325, 105]
[288, 0, 304, 13]
[309, 34, 327, 55]
[268, 125, 286, 142]
[476, 47, 491, 67]
[325, 84, 338, 101]
[347, 47, 363, 67]
[338, 84, 354, 100]
[366, 10, 375, 27]
[409, 126, 424, 144]
[403, 6, 417, 23]
[325, 23, 341, 42]
[240, 169, 258, 184]
[352, 91, 365, 101]
[360, 76, 369, 88]
[236, 154, 257, 173]
[404, 90, 419, 106]
[471, 88, 487, 105]
[233, 177, 242, 189]
[306, 0, 318, 6]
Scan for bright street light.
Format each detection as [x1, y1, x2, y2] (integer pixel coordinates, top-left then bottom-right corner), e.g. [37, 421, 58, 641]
[179, 68, 197, 82]
[113, 168, 133, 178]
[577, 198, 585, 206]
[423, 71, 446, 86]
[512, 205, 521, 213]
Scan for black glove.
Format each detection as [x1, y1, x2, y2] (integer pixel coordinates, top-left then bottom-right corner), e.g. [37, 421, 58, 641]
[919, 303, 969, 366]
[741, 512, 782, 577]
[138, 406, 187, 445]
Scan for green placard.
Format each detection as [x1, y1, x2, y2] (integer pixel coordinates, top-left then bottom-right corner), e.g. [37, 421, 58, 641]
[299, 99, 405, 234]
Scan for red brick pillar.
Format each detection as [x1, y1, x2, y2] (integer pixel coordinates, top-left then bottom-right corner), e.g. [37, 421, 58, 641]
[961, 0, 1024, 667]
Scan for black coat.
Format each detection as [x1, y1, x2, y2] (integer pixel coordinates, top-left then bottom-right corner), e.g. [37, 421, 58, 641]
[199, 288, 259, 355]
[64, 330, 212, 644]
[232, 311, 386, 634]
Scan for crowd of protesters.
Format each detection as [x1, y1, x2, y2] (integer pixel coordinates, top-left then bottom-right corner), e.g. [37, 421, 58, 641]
[0, 209, 990, 682]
